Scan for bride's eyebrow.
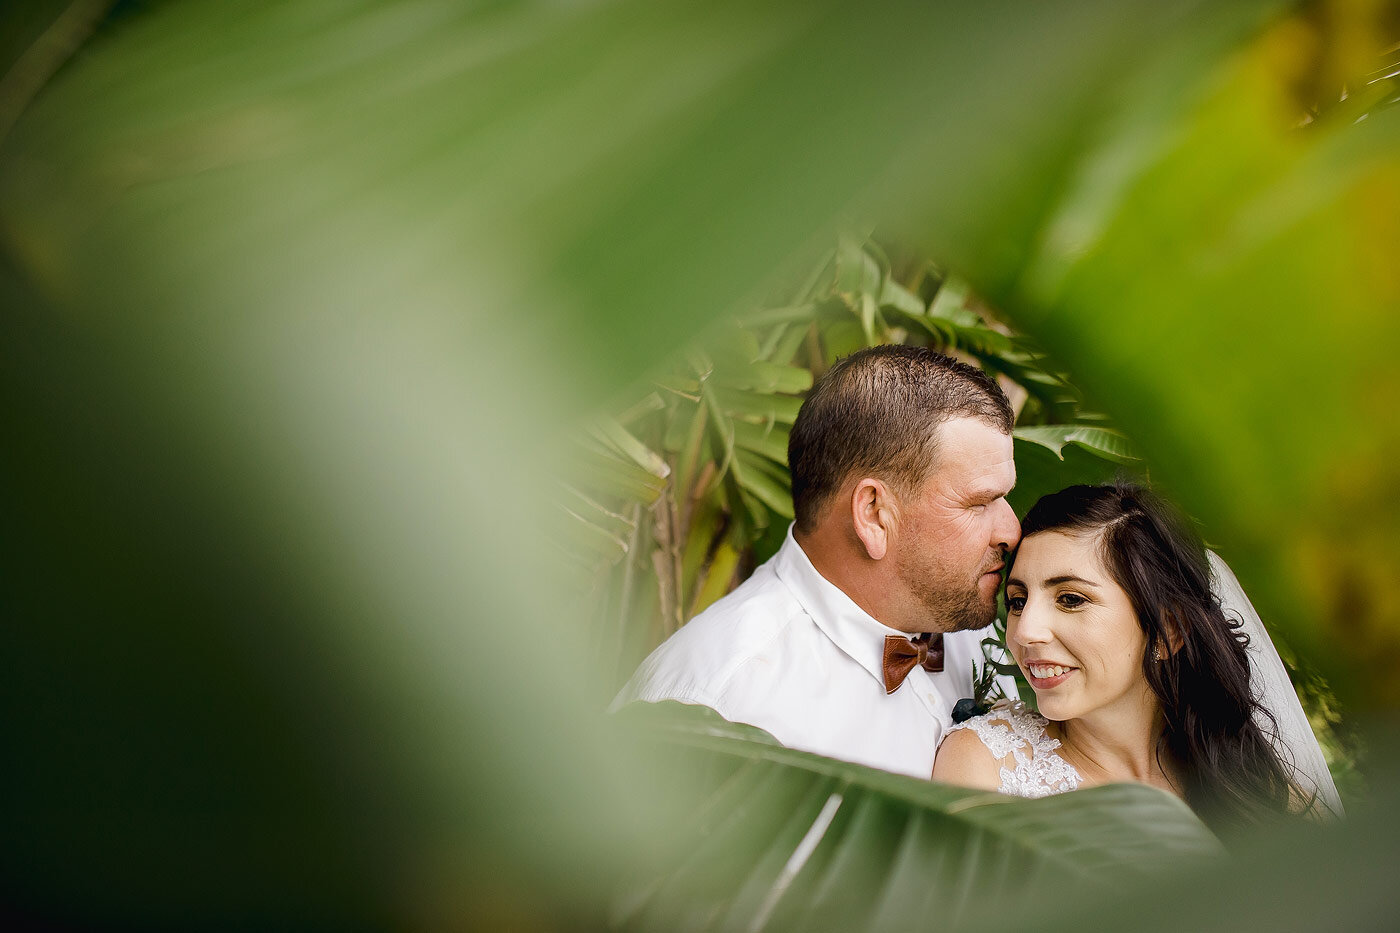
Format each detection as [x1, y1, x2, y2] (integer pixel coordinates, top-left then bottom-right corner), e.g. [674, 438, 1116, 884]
[1043, 574, 1099, 588]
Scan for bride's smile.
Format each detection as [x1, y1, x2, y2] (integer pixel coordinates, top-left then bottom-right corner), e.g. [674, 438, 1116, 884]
[1022, 662, 1077, 687]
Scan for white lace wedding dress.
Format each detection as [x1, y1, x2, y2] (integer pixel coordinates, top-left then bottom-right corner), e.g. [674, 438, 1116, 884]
[945, 705, 1083, 798]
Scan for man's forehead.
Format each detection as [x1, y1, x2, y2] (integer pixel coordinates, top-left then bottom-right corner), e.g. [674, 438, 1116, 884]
[930, 417, 1015, 478]
[934, 414, 1011, 447]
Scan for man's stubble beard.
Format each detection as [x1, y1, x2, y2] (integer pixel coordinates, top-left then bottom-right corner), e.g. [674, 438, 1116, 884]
[895, 554, 999, 634]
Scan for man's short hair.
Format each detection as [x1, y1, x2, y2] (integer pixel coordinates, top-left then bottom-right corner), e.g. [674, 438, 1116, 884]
[787, 345, 1013, 533]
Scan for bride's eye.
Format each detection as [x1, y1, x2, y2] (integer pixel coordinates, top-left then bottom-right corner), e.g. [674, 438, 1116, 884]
[1006, 594, 1026, 613]
[1056, 592, 1087, 609]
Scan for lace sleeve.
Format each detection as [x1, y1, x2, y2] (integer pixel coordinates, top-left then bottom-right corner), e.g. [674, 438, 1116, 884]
[947, 714, 1027, 760]
[946, 708, 1082, 799]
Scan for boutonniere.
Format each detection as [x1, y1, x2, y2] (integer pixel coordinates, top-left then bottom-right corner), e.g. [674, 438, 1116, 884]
[952, 659, 1001, 723]
[952, 631, 1021, 723]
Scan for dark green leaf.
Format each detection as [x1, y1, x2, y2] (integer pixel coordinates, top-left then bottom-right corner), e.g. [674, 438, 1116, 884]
[615, 703, 1221, 933]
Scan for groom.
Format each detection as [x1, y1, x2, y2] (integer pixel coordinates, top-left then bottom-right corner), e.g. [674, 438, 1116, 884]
[613, 345, 1021, 778]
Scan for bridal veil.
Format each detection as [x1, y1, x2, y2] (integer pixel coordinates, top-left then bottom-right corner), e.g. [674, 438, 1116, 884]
[1208, 552, 1344, 818]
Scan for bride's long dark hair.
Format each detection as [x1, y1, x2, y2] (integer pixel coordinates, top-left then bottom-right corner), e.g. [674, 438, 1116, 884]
[1015, 483, 1309, 830]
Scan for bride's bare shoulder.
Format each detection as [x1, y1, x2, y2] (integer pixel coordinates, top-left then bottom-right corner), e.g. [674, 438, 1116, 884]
[932, 720, 1005, 791]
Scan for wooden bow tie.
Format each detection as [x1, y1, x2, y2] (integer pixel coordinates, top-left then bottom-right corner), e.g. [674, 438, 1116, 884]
[882, 633, 945, 694]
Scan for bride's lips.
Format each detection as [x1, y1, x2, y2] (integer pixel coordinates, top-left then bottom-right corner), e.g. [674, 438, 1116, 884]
[1023, 663, 1077, 689]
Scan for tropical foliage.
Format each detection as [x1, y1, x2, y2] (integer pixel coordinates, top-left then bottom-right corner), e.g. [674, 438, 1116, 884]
[0, 0, 1397, 930]
[570, 237, 1137, 693]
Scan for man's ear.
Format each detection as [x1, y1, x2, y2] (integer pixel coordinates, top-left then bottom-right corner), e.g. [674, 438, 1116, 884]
[850, 477, 897, 560]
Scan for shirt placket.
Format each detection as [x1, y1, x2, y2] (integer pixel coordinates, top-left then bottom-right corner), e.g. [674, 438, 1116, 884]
[908, 667, 951, 723]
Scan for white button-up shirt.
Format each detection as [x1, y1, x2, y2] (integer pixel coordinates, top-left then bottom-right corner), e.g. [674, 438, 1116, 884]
[613, 525, 1017, 778]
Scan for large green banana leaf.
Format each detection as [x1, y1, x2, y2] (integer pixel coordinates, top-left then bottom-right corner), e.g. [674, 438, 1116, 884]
[620, 706, 1400, 933]
[616, 703, 1219, 933]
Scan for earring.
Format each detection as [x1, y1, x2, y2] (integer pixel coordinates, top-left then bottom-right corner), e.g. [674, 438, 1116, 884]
[1153, 646, 1163, 662]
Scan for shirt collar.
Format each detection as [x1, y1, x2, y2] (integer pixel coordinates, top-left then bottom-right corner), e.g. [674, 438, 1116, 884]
[772, 523, 914, 687]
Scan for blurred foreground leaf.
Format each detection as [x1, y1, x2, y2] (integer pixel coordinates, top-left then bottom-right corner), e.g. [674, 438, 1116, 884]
[976, 5, 1400, 703]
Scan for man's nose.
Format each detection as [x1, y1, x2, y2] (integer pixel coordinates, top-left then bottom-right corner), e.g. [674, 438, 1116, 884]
[992, 498, 1020, 553]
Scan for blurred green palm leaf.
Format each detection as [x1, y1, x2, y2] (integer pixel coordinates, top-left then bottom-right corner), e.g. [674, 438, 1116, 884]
[975, 4, 1400, 703]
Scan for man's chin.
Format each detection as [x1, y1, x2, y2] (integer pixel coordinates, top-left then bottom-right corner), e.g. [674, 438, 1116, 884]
[908, 574, 998, 632]
[937, 599, 998, 633]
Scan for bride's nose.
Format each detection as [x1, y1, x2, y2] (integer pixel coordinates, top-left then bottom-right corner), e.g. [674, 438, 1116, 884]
[1010, 597, 1053, 647]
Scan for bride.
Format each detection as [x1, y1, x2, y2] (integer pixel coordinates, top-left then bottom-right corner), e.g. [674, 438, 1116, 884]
[933, 483, 1342, 830]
